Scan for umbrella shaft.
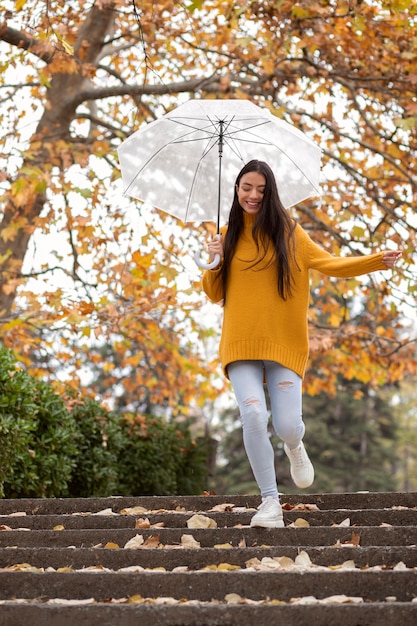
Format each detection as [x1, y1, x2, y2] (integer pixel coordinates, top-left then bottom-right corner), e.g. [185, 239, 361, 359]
[217, 121, 224, 235]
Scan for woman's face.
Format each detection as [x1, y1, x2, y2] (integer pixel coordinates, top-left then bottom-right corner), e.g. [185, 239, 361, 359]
[236, 171, 266, 214]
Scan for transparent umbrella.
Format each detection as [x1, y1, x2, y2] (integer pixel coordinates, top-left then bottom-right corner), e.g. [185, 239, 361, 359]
[118, 99, 322, 269]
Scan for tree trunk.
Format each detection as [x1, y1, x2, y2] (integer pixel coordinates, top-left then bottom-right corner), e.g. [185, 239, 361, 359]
[0, 3, 116, 319]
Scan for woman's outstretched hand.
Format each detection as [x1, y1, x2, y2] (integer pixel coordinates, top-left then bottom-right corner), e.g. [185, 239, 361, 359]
[382, 250, 402, 269]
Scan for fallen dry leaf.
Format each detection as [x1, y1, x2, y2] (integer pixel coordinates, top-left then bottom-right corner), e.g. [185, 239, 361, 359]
[213, 543, 233, 549]
[124, 534, 144, 549]
[143, 535, 161, 548]
[225, 593, 243, 604]
[282, 502, 319, 511]
[187, 514, 217, 529]
[209, 503, 236, 512]
[95, 508, 117, 516]
[333, 518, 351, 527]
[47, 598, 96, 606]
[0, 525, 12, 531]
[53, 525, 65, 531]
[288, 518, 310, 528]
[104, 542, 120, 549]
[135, 517, 151, 529]
[128, 595, 144, 604]
[295, 551, 313, 568]
[181, 534, 200, 549]
[120, 506, 148, 515]
[328, 560, 356, 570]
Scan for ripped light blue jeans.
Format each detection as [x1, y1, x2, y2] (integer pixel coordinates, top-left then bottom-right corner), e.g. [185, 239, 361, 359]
[228, 360, 305, 499]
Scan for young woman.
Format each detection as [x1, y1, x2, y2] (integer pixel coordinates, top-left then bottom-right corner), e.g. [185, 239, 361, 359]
[202, 160, 401, 529]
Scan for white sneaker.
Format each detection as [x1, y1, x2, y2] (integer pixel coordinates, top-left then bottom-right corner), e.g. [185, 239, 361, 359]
[284, 441, 314, 488]
[250, 496, 284, 528]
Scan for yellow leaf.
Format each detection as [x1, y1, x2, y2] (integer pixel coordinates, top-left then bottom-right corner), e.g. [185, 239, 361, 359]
[128, 595, 144, 604]
[104, 542, 120, 549]
[53, 525, 65, 531]
[217, 562, 241, 571]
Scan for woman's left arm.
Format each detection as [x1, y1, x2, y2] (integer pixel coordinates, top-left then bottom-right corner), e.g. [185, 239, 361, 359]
[301, 227, 402, 277]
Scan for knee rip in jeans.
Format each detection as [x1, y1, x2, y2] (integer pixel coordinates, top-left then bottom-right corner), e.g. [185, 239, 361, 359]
[243, 396, 260, 406]
[276, 380, 294, 391]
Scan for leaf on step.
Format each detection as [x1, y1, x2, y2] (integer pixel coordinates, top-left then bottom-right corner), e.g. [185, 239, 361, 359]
[95, 508, 117, 516]
[47, 598, 96, 605]
[328, 560, 356, 570]
[295, 551, 313, 568]
[172, 566, 189, 573]
[123, 534, 144, 549]
[348, 532, 361, 547]
[380, 522, 393, 527]
[3, 512, 27, 517]
[187, 514, 217, 529]
[119, 506, 148, 515]
[393, 561, 407, 570]
[214, 543, 233, 549]
[238, 537, 246, 548]
[53, 525, 65, 531]
[181, 534, 200, 549]
[118, 565, 145, 573]
[10, 563, 42, 572]
[336, 518, 351, 527]
[260, 557, 283, 570]
[143, 535, 161, 548]
[217, 562, 240, 571]
[135, 517, 151, 529]
[288, 518, 310, 528]
[209, 503, 236, 512]
[0, 525, 12, 531]
[128, 595, 144, 604]
[282, 502, 319, 511]
[153, 597, 179, 605]
[104, 542, 120, 549]
[225, 593, 243, 604]
[175, 506, 187, 513]
[321, 594, 363, 604]
[275, 555, 296, 569]
[290, 595, 319, 604]
[56, 566, 74, 572]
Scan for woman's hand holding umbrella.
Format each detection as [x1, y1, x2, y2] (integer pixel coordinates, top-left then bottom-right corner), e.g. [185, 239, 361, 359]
[194, 234, 223, 270]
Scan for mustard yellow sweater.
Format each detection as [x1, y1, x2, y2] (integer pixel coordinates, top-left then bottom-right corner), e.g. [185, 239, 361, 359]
[202, 212, 386, 379]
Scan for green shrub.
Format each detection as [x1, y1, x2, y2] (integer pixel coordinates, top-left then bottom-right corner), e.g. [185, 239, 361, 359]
[0, 345, 210, 499]
[116, 414, 209, 496]
[0, 347, 36, 497]
[2, 377, 77, 498]
[66, 395, 124, 497]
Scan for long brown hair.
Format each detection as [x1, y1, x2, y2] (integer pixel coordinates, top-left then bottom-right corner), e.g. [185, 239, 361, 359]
[219, 160, 297, 301]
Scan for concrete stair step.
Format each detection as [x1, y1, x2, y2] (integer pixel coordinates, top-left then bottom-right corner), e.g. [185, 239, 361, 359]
[1, 545, 416, 570]
[1, 508, 416, 528]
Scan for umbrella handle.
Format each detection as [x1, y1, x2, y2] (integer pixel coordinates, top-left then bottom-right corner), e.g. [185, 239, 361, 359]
[194, 251, 221, 270]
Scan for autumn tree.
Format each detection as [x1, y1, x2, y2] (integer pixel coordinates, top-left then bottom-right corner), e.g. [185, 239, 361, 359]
[0, 0, 416, 413]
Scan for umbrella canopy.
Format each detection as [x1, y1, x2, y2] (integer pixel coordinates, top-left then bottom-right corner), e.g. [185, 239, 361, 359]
[118, 99, 322, 232]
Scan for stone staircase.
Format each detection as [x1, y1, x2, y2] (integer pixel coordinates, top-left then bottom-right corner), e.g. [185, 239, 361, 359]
[0, 491, 416, 625]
